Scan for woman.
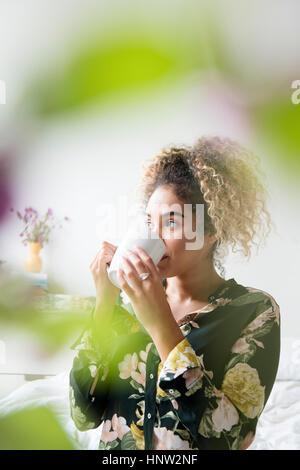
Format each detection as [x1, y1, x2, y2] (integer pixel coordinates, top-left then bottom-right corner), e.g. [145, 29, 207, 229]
[69, 136, 280, 450]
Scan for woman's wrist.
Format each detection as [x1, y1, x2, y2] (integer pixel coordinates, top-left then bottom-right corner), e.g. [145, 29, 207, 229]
[91, 303, 116, 350]
[148, 315, 185, 364]
[94, 288, 118, 317]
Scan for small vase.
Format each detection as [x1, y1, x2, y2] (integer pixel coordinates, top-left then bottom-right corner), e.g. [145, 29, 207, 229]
[25, 242, 43, 273]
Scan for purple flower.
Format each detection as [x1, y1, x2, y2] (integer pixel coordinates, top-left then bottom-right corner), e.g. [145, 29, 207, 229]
[15, 205, 66, 247]
[25, 206, 38, 215]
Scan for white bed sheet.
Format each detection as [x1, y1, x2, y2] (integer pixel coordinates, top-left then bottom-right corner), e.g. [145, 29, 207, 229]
[0, 370, 299, 450]
[0, 370, 101, 450]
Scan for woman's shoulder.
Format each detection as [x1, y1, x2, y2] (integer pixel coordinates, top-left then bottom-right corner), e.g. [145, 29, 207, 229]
[228, 278, 278, 306]
[229, 281, 280, 327]
[244, 285, 280, 308]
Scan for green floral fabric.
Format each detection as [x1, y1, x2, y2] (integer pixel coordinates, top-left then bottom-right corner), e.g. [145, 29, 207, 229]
[69, 278, 280, 450]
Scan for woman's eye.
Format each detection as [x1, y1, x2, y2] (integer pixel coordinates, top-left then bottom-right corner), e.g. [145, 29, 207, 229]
[167, 219, 176, 227]
[145, 219, 177, 228]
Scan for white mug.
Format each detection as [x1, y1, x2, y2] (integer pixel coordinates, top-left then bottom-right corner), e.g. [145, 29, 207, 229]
[107, 224, 166, 289]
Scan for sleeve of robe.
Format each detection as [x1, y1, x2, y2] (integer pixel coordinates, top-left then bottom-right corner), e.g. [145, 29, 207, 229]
[69, 290, 142, 431]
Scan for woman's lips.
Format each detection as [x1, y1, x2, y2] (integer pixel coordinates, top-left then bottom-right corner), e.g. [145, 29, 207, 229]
[159, 255, 169, 263]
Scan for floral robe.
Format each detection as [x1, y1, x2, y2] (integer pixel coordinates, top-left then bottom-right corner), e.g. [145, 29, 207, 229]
[69, 278, 280, 450]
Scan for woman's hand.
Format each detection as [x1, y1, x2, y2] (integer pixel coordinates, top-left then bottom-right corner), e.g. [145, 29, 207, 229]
[117, 245, 174, 336]
[89, 241, 119, 309]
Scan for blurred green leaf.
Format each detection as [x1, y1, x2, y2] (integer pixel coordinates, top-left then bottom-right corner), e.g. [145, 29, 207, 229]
[0, 273, 90, 354]
[250, 93, 300, 181]
[0, 406, 75, 449]
[22, 15, 227, 117]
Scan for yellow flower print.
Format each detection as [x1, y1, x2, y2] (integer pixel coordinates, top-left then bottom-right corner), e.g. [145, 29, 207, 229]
[135, 401, 145, 426]
[221, 363, 265, 419]
[163, 338, 201, 379]
[130, 421, 145, 450]
[156, 386, 168, 399]
[156, 362, 167, 398]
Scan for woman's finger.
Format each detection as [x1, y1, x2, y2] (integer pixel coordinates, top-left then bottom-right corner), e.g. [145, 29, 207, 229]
[90, 248, 102, 267]
[124, 249, 149, 277]
[120, 256, 141, 291]
[117, 267, 134, 297]
[132, 246, 157, 277]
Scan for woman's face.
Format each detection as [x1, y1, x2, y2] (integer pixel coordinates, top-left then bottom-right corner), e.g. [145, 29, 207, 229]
[145, 185, 216, 277]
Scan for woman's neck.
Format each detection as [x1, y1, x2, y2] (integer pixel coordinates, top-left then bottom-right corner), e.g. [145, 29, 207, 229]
[164, 266, 226, 304]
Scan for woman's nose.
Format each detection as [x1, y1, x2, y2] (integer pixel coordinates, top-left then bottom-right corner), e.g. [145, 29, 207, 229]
[148, 220, 164, 240]
[152, 226, 169, 245]
[150, 226, 162, 240]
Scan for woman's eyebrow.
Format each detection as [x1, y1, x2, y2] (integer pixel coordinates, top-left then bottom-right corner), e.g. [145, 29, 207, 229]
[146, 211, 184, 218]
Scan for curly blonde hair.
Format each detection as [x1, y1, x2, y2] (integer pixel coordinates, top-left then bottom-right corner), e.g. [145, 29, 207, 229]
[135, 136, 273, 278]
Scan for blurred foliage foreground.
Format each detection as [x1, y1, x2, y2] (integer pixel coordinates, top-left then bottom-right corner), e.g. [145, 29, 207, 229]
[0, 267, 146, 449]
[0, 268, 92, 449]
[0, 270, 89, 352]
[0, 407, 75, 450]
